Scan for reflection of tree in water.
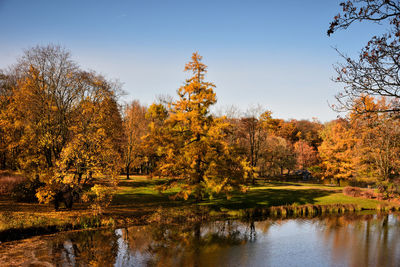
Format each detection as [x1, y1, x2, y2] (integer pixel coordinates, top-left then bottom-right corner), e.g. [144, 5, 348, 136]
[4, 214, 400, 266]
[317, 213, 400, 267]
[131, 220, 259, 267]
[47, 229, 120, 266]
[40, 219, 261, 266]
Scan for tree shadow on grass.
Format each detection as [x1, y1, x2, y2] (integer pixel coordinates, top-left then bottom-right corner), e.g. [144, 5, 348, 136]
[202, 188, 335, 210]
[112, 192, 192, 209]
[255, 181, 305, 187]
[112, 180, 337, 214]
[118, 179, 166, 188]
[112, 188, 336, 211]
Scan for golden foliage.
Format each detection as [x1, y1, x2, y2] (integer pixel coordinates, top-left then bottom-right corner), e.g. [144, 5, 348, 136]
[146, 53, 246, 200]
[0, 45, 123, 208]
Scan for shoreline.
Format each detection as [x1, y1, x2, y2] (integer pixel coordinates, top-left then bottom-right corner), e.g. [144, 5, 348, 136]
[1, 178, 399, 243]
[1, 202, 399, 243]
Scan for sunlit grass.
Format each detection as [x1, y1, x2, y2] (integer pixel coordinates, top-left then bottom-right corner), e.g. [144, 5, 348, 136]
[0, 212, 61, 231]
[312, 192, 384, 209]
[112, 176, 391, 211]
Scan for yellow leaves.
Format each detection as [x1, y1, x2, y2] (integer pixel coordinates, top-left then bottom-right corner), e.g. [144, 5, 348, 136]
[182, 190, 190, 200]
[239, 184, 249, 193]
[36, 185, 55, 204]
[203, 176, 229, 195]
[82, 184, 114, 215]
[0, 45, 127, 208]
[96, 128, 106, 137]
[241, 159, 252, 180]
[146, 103, 168, 121]
[319, 119, 362, 180]
[184, 52, 207, 77]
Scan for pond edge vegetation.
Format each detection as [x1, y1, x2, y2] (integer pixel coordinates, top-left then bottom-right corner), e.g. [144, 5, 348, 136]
[2, 198, 400, 243]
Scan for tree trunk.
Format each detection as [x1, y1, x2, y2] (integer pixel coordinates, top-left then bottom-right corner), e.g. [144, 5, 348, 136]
[0, 152, 6, 170]
[126, 164, 130, 180]
[194, 133, 203, 185]
[44, 148, 53, 168]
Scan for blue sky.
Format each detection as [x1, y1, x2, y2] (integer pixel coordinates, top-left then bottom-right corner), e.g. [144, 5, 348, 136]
[0, 0, 384, 121]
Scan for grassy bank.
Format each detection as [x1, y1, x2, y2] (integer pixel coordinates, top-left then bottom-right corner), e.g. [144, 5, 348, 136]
[0, 176, 398, 241]
[111, 176, 388, 211]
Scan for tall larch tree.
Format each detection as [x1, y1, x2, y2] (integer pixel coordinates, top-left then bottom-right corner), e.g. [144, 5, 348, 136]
[154, 53, 246, 200]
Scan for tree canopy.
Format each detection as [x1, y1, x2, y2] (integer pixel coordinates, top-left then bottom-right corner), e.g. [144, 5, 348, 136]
[0, 45, 123, 209]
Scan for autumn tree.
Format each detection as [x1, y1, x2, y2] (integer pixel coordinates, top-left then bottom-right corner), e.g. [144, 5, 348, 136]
[8, 46, 83, 173]
[349, 96, 400, 181]
[319, 119, 358, 183]
[1, 45, 123, 209]
[319, 95, 400, 184]
[327, 1, 400, 194]
[269, 119, 299, 144]
[152, 53, 246, 200]
[237, 107, 272, 183]
[225, 110, 320, 177]
[329, 0, 400, 113]
[142, 102, 169, 175]
[262, 136, 296, 176]
[293, 119, 323, 150]
[294, 140, 318, 170]
[123, 100, 148, 179]
[54, 76, 123, 184]
[0, 72, 17, 170]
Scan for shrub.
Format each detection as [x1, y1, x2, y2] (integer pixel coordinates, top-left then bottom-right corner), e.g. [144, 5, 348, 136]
[308, 165, 323, 179]
[361, 189, 375, 199]
[77, 215, 102, 229]
[0, 171, 26, 195]
[82, 184, 114, 215]
[343, 186, 362, 197]
[377, 180, 400, 199]
[11, 177, 44, 202]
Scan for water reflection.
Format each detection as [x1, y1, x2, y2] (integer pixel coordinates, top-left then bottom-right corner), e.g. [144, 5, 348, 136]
[316, 214, 400, 267]
[1, 213, 400, 266]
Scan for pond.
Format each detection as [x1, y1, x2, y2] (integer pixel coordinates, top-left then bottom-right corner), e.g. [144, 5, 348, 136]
[1, 213, 400, 266]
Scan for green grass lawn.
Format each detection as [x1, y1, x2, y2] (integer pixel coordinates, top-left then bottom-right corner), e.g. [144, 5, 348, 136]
[111, 176, 390, 212]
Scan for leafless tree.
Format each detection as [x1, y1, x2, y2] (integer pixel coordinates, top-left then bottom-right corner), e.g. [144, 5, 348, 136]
[329, 0, 400, 114]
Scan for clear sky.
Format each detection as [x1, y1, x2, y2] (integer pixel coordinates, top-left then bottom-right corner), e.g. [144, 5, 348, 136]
[0, 0, 384, 121]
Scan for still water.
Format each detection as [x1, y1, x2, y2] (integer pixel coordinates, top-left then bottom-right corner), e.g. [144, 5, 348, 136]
[1, 213, 400, 267]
